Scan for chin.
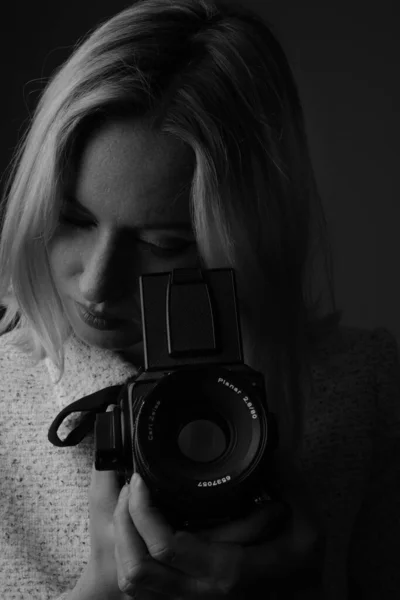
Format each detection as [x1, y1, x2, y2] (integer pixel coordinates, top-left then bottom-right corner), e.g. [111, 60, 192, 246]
[71, 322, 142, 351]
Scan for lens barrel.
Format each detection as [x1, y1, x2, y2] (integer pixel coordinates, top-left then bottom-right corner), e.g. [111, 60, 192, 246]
[124, 366, 275, 528]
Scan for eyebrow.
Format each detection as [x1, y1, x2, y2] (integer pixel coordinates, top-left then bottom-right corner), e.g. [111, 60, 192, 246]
[64, 194, 193, 233]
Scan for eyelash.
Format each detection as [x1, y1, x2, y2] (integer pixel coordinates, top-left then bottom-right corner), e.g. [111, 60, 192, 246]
[58, 214, 192, 257]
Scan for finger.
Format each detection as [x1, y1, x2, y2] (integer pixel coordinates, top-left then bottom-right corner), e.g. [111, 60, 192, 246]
[114, 483, 148, 568]
[89, 463, 122, 518]
[127, 474, 209, 574]
[128, 473, 176, 565]
[115, 541, 193, 598]
[114, 484, 197, 598]
[197, 502, 289, 545]
[128, 474, 243, 594]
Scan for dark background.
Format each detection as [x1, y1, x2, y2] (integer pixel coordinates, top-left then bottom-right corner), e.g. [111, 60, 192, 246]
[1, 0, 399, 342]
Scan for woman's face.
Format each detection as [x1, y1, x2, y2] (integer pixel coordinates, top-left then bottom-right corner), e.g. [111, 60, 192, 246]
[48, 117, 200, 363]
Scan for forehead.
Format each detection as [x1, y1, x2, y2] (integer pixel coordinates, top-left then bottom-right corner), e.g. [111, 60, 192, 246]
[70, 118, 195, 224]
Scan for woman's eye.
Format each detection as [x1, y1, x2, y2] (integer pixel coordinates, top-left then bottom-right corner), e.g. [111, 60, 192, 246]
[58, 213, 193, 257]
[59, 213, 95, 230]
[137, 238, 193, 257]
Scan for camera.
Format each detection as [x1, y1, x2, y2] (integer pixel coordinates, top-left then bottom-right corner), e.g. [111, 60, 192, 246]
[95, 268, 280, 530]
[48, 268, 281, 531]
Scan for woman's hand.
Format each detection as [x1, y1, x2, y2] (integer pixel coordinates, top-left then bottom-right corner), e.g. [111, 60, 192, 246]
[81, 452, 326, 599]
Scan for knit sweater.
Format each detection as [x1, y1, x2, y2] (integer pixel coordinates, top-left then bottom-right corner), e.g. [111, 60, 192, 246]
[0, 325, 399, 599]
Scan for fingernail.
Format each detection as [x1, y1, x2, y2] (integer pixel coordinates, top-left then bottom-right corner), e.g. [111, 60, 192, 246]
[131, 472, 141, 487]
[120, 483, 130, 498]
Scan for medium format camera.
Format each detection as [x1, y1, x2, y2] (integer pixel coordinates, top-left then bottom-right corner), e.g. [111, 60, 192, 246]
[49, 268, 281, 531]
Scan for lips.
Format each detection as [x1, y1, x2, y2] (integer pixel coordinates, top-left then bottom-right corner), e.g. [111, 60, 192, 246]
[74, 301, 127, 331]
[76, 302, 124, 322]
[84, 307, 122, 321]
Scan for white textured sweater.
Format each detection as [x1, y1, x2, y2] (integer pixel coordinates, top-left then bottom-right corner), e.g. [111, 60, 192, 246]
[0, 325, 399, 599]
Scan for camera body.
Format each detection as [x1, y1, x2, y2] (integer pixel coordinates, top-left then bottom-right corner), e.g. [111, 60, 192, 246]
[94, 268, 280, 531]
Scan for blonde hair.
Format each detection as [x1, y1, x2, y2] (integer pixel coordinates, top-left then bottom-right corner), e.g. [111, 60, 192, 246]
[0, 0, 342, 460]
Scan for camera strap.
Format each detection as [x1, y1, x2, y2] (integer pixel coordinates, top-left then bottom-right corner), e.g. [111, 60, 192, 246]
[47, 382, 128, 447]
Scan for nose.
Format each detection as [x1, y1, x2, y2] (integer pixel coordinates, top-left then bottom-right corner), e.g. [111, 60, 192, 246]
[78, 230, 134, 304]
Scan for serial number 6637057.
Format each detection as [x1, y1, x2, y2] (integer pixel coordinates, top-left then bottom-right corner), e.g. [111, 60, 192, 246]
[197, 475, 232, 487]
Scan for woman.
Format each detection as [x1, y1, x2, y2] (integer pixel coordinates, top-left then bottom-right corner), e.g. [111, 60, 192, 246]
[0, 0, 399, 598]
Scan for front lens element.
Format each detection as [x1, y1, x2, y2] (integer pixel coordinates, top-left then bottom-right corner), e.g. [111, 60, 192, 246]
[178, 419, 227, 463]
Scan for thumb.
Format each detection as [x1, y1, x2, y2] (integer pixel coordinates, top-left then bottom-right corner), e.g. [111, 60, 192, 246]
[89, 463, 122, 515]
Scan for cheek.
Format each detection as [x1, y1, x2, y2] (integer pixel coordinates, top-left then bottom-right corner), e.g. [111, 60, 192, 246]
[47, 235, 81, 285]
[47, 230, 201, 287]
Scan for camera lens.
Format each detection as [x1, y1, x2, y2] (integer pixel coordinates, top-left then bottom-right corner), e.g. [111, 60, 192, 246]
[177, 419, 227, 463]
[132, 365, 270, 523]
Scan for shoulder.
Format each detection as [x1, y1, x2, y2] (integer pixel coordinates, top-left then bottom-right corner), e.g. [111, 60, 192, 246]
[365, 326, 400, 391]
[337, 325, 400, 412]
[329, 325, 400, 432]
[307, 325, 400, 436]
[0, 329, 45, 394]
[343, 325, 400, 365]
[346, 328, 400, 593]
[313, 324, 399, 377]
[368, 327, 400, 438]
[0, 328, 35, 365]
